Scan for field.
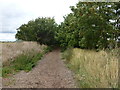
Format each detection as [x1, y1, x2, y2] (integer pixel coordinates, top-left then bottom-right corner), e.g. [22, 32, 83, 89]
[2, 42, 76, 88]
[0, 43, 2, 88]
[63, 48, 120, 88]
[2, 41, 46, 63]
[1, 41, 120, 88]
[1, 41, 47, 77]
[1, 1, 120, 88]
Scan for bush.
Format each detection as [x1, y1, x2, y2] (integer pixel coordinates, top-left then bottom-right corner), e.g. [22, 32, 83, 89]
[16, 17, 59, 46]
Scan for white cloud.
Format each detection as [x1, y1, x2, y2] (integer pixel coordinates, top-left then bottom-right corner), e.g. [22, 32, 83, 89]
[0, 33, 16, 41]
[0, 0, 78, 41]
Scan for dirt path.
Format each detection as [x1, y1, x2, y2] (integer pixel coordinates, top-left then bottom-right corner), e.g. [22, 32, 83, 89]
[3, 49, 76, 88]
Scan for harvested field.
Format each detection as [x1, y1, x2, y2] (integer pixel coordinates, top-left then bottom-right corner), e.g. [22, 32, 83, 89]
[1, 41, 46, 63]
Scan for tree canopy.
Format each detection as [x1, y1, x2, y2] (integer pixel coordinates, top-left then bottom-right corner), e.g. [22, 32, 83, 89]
[56, 2, 120, 49]
[16, 17, 58, 46]
[16, 2, 120, 49]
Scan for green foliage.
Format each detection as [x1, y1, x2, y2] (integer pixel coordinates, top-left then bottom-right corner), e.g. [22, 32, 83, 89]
[43, 46, 53, 54]
[15, 2, 120, 50]
[2, 52, 43, 77]
[56, 2, 120, 49]
[16, 17, 58, 46]
[2, 67, 13, 77]
[114, 2, 120, 30]
[12, 53, 43, 71]
[62, 48, 73, 62]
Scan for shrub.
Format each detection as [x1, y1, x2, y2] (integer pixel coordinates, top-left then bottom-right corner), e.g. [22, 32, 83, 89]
[16, 17, 59, 46]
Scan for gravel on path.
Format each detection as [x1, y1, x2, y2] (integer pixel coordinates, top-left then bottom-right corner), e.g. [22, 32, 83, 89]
[3, 49, 76, 88]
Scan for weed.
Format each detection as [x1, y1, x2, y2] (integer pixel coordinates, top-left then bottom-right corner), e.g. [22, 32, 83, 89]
[63, 48, 119, 88]
[2, 50, 44, 77]
[43, 46, 53, 54]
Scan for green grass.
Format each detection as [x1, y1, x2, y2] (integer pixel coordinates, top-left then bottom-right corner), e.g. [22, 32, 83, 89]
[43, 46, 53, 53]
[62, 48, 119, 88]
[2, 46, 51, 78]
[2, 52, 43, 77]
[0, 67, 2, 77]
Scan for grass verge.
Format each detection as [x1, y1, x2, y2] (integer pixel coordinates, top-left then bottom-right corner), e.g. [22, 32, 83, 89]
[2, 46, 50, 78]
[62, 48, 119, 88]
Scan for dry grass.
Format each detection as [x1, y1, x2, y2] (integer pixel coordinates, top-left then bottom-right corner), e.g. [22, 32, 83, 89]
[63, 48, 119, 88]
[0, 43, 2, 66]
[0, 43, 2, 88]
[1, 41, 47, 77]
[1, 41, 46, 63]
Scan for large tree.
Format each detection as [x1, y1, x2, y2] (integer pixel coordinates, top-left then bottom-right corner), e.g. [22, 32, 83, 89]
[56, 2, 119, 49]
[16, 17, 58, 46]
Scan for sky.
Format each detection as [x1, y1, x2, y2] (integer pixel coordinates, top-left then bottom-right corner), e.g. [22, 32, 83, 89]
[0, 0, 79, 41]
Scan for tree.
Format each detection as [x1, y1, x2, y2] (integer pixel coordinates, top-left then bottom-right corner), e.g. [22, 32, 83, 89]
[16, 17, 58, 46]
[56, 2, 118, 49]
[114, 2, 120, 38]
[55, 13, 79, 48]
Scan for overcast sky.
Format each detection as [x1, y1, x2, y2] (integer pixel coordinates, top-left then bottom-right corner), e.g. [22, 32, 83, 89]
[0, 0, 79, 41]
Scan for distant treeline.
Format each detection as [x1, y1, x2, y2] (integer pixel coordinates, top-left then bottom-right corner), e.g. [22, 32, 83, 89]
[16, 2, 120, 49]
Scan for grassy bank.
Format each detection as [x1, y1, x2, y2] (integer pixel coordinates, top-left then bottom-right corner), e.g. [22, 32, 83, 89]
[2, 41, 46, 63]
[2, 46, 51, 77]
[2, 52, 42, 77]
[62, 48, 119, 88]
[2, 42, 52, 77]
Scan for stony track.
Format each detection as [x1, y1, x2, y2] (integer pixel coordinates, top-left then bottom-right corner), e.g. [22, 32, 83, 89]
[3, 49, 76, 88]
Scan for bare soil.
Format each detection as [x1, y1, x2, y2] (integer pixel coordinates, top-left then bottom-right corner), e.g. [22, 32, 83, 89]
[3, 49, 76, 88]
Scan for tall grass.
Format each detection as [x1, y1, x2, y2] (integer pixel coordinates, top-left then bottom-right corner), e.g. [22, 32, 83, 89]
[2, 42, 51, 78]
[0, 43, 2, 77]
[63, 48, 119, 88]
[2, 41, 46, 63]
[2, 51, 43, 77]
